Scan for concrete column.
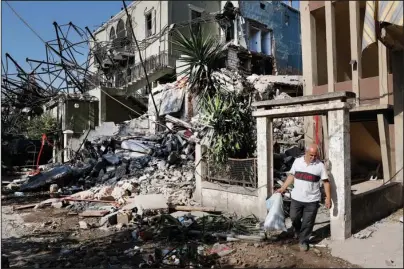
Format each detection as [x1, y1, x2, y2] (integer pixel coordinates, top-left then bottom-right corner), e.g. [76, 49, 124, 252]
[378, 41, 389, 104]
[325, 1, 337, 93]
[349, 1, 362, 104]
[234, 18, 238, 46]
[300, 1, 317, 146]
[194, 144, 207, 203]
[63, 130, 74, 162]
[256, 117, 273, 220]
[52, 146, 58, 163]
[328, 107, 351, 240]
[392, 51, 404, 182]
[100, 90, 107, 124]
[377, 113, 391, 183]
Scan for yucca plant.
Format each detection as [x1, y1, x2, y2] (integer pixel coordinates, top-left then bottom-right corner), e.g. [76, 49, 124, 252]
[172, 27, 226, 98]
[173, 26, 256, 165]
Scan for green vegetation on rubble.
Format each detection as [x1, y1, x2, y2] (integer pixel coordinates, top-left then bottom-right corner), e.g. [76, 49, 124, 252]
[174, 27, 256, 165]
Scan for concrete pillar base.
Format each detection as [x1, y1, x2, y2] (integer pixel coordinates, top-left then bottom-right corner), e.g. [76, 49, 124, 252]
[256, 117, 273, 220]
[328, 108, 352, 240]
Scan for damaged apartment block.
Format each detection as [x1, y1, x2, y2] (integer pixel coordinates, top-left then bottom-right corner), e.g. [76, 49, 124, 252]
[84, 1, 303, 127]
[218, 1, 301, 76]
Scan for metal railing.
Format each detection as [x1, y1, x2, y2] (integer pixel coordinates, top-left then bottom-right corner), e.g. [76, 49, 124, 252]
[206, 157, 258, 188]
[129, 51, 177, 83]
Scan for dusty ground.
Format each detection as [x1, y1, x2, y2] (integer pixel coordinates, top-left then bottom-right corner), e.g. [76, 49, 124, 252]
[321, 208, 403, 268]
[1, 193, 359, 269]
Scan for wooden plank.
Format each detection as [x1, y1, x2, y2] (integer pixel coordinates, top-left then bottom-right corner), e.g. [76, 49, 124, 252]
[252, 102, 348, 118]
[325, 1, 337, 93]
[79, 210, 110, 217]
[165, 115, 192, 129]
[349, 1, 362, 104]
[252, 91, 356, 108]
[377, 113, 391, 183]
[172, 205, 220, 213]
[13, 203, 38, 210]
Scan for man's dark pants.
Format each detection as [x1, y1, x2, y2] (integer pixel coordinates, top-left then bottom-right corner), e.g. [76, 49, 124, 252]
[289, 199, 319, 245]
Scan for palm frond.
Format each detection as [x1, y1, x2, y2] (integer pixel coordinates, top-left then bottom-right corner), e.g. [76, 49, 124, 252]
[173, 27, 226, 97]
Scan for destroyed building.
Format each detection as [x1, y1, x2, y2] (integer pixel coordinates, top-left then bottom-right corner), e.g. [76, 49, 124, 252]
[85, 0, 303, 127]
[225, 1, 302, 75]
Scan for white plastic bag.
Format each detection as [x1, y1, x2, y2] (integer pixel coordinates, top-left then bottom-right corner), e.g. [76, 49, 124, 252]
[264, 193, 287, 232]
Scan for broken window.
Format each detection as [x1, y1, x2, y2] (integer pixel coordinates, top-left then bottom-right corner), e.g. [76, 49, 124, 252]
[109, 27, 116, 40]
[260, 3, 266, 9]
[145, 12, 152, 37]
[144, 10, 156, 37]
[261, 30, 272, 56]
[116, 19, 125, 39]
[249, 26, 260, 53]
[191, 9, 202, 34]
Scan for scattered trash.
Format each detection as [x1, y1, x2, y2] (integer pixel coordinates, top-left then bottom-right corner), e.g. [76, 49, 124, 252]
[210, 243, 234, 257]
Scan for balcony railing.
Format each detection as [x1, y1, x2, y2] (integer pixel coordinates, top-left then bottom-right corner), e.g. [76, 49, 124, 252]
[129, 51, 177, 83]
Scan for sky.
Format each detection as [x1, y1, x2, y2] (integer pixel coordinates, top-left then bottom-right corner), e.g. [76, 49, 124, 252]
[2, 1, 131, 75]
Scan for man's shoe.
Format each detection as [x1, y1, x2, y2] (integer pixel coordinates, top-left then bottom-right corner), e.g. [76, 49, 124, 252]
[299, 243, 309, 252]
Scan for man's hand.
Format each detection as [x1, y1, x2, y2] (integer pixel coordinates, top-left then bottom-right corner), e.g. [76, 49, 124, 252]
[276, 188, 285, 194]
[325, 197, 332, 209]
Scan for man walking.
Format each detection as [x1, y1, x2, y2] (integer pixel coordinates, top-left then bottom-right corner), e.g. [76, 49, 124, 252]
[277, 143, 331, 251]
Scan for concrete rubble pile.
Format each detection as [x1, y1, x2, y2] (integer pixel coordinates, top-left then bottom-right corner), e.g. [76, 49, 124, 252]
[272, 92, 305, 152]
[5, 115, 200, 211]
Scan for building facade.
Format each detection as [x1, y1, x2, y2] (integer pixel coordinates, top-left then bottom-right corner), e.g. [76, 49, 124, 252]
[300, 0, 403, 234]
[87, 1, 303, 125]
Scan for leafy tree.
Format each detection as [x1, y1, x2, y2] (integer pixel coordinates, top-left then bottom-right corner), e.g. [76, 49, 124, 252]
[25, 113, 58, 140]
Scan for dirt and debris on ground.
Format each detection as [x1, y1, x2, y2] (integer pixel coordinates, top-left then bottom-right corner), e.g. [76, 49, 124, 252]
[1, 199, 358, 268]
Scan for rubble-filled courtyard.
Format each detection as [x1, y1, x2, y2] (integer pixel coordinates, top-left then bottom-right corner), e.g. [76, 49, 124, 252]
[2, 194, 358, 268]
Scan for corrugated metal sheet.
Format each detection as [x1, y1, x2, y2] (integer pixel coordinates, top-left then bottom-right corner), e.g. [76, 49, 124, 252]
[362, 1, 403, 52]
[362, 1, 377, 52]
[378, 1, 403, 26]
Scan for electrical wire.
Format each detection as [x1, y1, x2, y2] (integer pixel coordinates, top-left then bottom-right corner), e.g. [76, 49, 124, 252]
[4, 1, 47, 44]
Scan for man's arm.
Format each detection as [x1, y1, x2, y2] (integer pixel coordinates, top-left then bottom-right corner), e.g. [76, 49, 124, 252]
[321, 163, 332, 209]
[277, 174, 294, 193]
[323, 180, 331, 208]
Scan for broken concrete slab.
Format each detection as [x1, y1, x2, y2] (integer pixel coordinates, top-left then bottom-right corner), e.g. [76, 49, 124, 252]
[121, 194, 168, 212]
[79, 210, 110, 217]
[79, 221, 89, 229]
[99, 211, 119, 226]
[117, 211, 133, 225]
[170, 211, 212, 219]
